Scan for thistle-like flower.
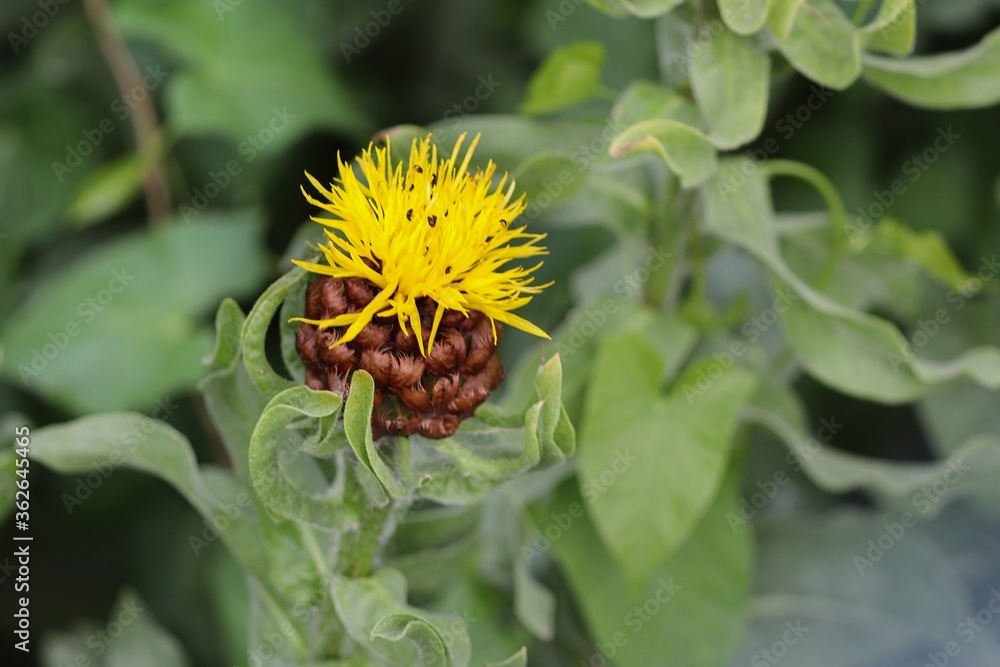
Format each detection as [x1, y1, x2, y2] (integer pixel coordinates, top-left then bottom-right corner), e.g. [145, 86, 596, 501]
[293, 133, 551, 439]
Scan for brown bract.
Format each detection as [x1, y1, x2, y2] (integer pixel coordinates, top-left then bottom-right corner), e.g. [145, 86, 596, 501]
[295, 276, 506, 439]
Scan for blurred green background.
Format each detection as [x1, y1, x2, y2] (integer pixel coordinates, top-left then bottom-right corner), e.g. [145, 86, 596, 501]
[2, 0, 1000, 666]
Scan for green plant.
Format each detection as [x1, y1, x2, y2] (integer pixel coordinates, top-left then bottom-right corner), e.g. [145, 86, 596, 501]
[5, 0, 1000, 665]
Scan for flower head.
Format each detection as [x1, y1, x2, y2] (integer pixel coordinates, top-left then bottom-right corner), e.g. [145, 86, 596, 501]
[292, 133, 551, 356]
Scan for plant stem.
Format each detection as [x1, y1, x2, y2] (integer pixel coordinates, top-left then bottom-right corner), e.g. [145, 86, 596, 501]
[336, 464, 394, 578]
[83, 0, 171, 224]
[298, 523, 332, 582]
[760, 160, 849, 291]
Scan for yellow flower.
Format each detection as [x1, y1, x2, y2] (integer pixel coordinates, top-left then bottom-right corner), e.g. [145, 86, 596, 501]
[292, 133, 551, 356]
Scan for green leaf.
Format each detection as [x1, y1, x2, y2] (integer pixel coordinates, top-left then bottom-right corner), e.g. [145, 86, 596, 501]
[766, 0, 806, 38]
[612, 82, 702, 129]
[344, 371, 409, 499]
[719, 0, 771, 35]
[199, 300, 268, 481]
[0, 80, 94, 281]
[412, 355, 575, 504]
[40, 590, 189, 667]
[513, 558, 555, 641]
[609, 120, 717, 188]
[249, 385, 359, 530]
[700, 163, 1000, 403]
[616, 0, 685, 17]
[543, 468, 752, 667]
[578, 331, 757, 590]
[66, 133, 169, 228]
[861, 217, 974, 291]
[485, 648, 527, 667]
[29, 413, 320, 655]
[66, 152, 146, 228]
[207, 298, 246, 369]
[1, 212, 269, 413]
[0, 446, 15, 524]
[332, 569, 471, 667]
[863, 26, 1000, 109]
[584, 0, 630, 18]
[770, 0, 862, 89]
[744, 382, 1000, 518]
[860, 0, 916, 56]
[114, 0, 364, 148]
[242, 265, 306, 398]
[688, 25, 770, 149]
[103, 591, 190, 667]
[520, 42, 606, 115]
[510, 151, 586, 208]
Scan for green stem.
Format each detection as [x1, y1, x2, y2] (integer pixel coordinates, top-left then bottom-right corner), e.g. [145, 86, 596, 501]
[647, 168, 691, 310]
[257, 583, 311, 658]
[298, 523, 331, 582]
[760, 160, 849, 291]
[336, 465, 393, 578]
[686, 217, 707, 311]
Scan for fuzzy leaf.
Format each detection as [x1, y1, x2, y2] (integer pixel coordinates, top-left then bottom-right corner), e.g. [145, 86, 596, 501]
[770, 0, 861, 89]
[242, 266, 306, 398]
[249, 385, 360, 529]
[412, 355, 575, 503]
[578, 331, 757, 590]
[610, 119, 717, 188]
[345, 371, 409, 498]
[700, 162, 1000, 403]
[513, 559, 556, 641]
[199, 299, 267, 481]
[719, 0, 771, 35]
[688, 25, 770, 149]
[863, 25, 1000, 109]
[486, 648, 527, 667]
[860, 0, 916, 56]
[333, 569, 471, 667]
[543, 468, 751, 667]
[0, 213, 268, 413]
[520, 42, 605, 116]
